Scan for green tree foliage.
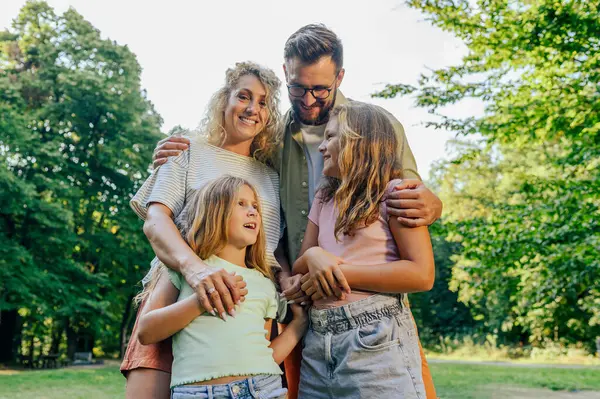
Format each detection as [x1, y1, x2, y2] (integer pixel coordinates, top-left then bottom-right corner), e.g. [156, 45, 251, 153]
[0, 1, 162, 362]
[375, 0, 599, 349]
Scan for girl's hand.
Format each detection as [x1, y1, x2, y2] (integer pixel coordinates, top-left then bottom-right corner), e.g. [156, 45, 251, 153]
[280, 274, 311, 305]
[304, 247, 350, 299]
[300, 272, 344, 302]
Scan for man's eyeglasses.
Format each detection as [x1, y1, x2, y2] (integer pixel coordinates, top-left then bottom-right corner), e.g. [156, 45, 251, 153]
[287, 75, 338, 100]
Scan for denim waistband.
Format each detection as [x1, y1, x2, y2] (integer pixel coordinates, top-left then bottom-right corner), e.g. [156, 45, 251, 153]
[171, 374, 282, 399]
[309, 294, 408, 335]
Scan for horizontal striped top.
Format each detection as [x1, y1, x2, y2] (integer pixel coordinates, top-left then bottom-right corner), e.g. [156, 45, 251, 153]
[130, 136, 282, 283]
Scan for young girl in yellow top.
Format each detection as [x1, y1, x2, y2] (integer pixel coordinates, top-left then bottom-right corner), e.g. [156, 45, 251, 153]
[137, 176, 307, 399]
[293, 102, 435, 399]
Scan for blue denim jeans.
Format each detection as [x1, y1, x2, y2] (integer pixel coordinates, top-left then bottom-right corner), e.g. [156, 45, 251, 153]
[299, 294, 426, 399]
[171, 374, 286, 399]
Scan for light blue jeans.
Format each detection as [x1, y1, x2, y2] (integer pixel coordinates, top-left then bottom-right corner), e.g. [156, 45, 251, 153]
[299, 294, 426, 399]
[171, 374, 286, 399]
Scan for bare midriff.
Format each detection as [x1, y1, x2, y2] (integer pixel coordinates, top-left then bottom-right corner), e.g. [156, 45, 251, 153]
[189, 375, 255, 385]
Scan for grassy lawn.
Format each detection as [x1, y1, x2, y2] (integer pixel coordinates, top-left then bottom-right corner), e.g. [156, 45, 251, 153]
[0, 363, 599, 399]
[429, 363, 600, 398]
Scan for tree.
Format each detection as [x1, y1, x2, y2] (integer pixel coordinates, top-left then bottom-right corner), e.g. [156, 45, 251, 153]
[376, 0, 600, 349]
[0, 1, 163, 362]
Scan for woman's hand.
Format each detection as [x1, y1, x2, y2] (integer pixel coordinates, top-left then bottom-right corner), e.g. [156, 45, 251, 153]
[185, 267, 247, 321]
[280, 274, 311, 305]
[304, 247, 350, 299]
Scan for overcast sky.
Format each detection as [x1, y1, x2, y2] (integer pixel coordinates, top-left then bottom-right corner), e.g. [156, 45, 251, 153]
[1, 0, 483, 178]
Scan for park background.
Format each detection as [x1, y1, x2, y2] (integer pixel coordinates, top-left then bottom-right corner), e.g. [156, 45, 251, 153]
[0, 0, 598, 398]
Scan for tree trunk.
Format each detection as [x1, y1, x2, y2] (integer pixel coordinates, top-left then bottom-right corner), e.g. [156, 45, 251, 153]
[27, 333, 35, 368]
[66, 319, 77, 361]
[0, 309, 19, 363]
[120, 294, 136, 358]
[50, 321, 63, 354]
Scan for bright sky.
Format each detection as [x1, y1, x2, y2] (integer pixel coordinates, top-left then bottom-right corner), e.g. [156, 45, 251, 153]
[1, 0, 481, 178]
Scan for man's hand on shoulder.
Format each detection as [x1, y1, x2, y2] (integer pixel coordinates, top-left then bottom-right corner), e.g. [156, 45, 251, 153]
[386, 179, 443, 227]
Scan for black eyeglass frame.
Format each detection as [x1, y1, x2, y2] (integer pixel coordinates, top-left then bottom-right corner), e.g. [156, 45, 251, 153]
[286, 74, 339, 100]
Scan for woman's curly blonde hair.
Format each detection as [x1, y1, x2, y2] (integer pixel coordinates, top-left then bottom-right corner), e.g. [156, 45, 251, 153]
[197, 61, 282, 165]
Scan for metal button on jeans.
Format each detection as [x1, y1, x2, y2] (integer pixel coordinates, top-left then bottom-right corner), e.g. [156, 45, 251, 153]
[232, 385, 240, 394]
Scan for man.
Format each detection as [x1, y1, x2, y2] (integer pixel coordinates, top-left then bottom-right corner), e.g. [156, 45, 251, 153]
[151, 24, 441, 398]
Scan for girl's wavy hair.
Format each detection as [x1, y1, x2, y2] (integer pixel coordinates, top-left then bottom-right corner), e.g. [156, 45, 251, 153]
[319, 102, 403, 239]
[135, 176, 272, 305]
[197, 61, 282, 165]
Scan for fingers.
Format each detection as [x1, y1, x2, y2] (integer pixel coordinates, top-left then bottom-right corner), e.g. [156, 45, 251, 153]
[213, 279, 236, 318]
[152, 138, 190, 169]
[194, 286, 215, 317]
[222, 272, 242, 305]
[281, 278, 301, 297]
[325, 270, 343, 298]
[300, 273, 311, 284]
[311, 290, 324, 301]
[304, 283, 316, 297]
[333, 268, 351, 295]
[317, 274, 333, 297]
[155, 149, 185, 159]
[287, 290, 305, 301]
[394, 208, 426, 219]
[387, 189, 421, 202]
[204, 281, 227, 320]
[392, 179, 421, 192]
[158, 136, 191, 146]
[386, 199, 425, 217]
[301, 278, 312, 293]
[396, 217, 428, 228]
[153, 159, 167, 169]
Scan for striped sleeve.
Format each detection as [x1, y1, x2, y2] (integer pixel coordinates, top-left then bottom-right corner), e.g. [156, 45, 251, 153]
[130, 151, 189, 220]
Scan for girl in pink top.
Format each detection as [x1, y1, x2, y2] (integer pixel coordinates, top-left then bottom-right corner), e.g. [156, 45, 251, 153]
[292, 102, 435, 399]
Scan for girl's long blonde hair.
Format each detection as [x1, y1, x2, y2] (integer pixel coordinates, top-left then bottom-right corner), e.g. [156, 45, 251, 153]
[198, 61, 282, 165]
[136, 176, 272, 304]
[319, 102, 403, 239]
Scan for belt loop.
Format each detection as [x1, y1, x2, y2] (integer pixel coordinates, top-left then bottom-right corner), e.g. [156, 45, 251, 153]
[207, 384, 214, 399]
[343, 305, 356, 328]
[248, 377, 257, 398]
[398, 294, 406, 309]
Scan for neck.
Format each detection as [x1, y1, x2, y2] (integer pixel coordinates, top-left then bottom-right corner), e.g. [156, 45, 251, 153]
[220, 138, 252, 157]
[216, 244, 248, 268]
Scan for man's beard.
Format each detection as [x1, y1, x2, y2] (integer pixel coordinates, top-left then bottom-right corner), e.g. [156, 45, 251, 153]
[291, 90, 337, 126]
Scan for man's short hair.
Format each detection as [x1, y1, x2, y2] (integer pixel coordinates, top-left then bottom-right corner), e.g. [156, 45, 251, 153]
[284, 24, 343, 71]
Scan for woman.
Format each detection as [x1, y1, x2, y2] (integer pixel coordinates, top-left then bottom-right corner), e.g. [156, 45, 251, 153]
[121, 61, 296, 399]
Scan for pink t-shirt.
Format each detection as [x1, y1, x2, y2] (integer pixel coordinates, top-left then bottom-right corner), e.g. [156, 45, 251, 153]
[308, 179, 403, 308]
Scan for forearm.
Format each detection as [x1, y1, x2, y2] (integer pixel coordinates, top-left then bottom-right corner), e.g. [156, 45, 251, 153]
[341, 260, 434, 294]
[138, 295, 204, 345]
[269, 319, 307, 364]
[143, 210, 207, 278]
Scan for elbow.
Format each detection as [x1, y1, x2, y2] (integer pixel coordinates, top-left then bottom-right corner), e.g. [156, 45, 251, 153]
[421, 262, 436, 292]
[136, 320, 154, 346]
[142, 218, 155, 241]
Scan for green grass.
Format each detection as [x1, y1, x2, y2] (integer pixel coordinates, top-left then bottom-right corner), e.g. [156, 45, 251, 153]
[0, 363, 599, 399]
[429, 363, 600, 398]
[0, 366, 125, 399]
